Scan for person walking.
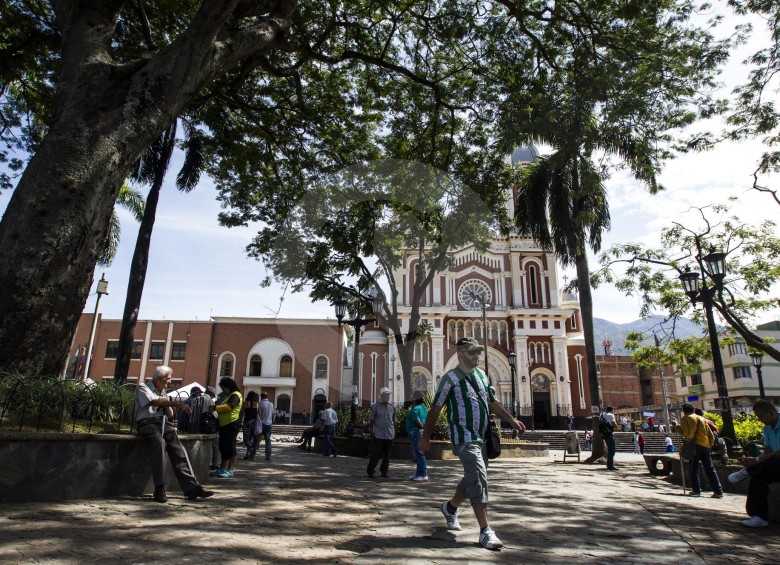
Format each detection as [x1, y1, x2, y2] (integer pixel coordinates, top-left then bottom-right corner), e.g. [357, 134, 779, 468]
[638, 431, 645, 455]
[322, 401, 338, 457]
[728, 399, 780, 528]
[673, 403, 723, 498]
[366, 387, 396, 478]
[258, 392, 274, 461]
[134, 366, 213, 502]
[633, 431, 641, 454]
[600, 406, 617, 471]
[212, 376, 242, 478]
[242, 391, 260, 460]
[406, 391, 429, 481]
[419, 337, 526, 550]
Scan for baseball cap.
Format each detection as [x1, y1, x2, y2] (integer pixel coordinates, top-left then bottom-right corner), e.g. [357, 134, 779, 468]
[379, 387, 391, 396]
[456, 337, 484, 353]
[190, 386, 203, 394]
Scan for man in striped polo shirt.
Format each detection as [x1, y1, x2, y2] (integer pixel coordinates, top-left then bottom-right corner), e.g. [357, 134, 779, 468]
[420, 337, 525, 550]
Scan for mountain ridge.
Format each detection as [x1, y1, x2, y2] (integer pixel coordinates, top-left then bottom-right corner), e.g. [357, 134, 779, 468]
[592, 315, 705, 355]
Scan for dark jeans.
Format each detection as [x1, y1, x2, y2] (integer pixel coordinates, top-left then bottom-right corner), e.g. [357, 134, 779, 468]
[605, 434, 616, 469]
[136, 419, 198, 493]
[367, 437, 394, 475]
[323, 424, 337, 455]
[746, 456, 780, 520]
[690, 444, 723, 495]
[261, 423, 272, 458]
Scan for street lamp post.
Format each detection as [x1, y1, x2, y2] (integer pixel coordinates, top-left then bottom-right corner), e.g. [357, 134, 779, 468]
[83, 274, 109, 381]
[467, 290, 490, 385]
[750, 351, 766, 399]
[335, 293, 383, 423]
[679, 250, 740, 456]
[508, 351, 517, 418]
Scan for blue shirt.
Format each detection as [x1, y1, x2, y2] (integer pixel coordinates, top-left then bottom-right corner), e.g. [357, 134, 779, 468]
[763, 416, 780, 452]
[405, 403, 428, 433]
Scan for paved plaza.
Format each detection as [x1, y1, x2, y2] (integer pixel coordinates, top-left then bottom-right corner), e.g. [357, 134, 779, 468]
[0, 442, 776, 564]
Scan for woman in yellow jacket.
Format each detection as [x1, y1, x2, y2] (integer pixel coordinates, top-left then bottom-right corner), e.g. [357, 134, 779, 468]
[673, 403, 723, 498]
[211, 376, 243, 478]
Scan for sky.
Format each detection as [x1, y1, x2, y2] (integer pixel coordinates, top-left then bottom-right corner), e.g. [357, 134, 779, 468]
[2, 7, 779, 328]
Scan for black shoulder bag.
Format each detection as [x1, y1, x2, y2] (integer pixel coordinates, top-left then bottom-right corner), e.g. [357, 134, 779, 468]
[464, 375, 501, 459]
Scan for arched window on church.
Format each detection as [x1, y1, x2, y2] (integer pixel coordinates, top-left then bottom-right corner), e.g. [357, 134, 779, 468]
[528, 265, 539, 305]
[279, 355, 293, 378]
[314, 355, 328, 379]
[528, 343, 536, 363]
[220, 354, 234, 377]
[249, 354, 262, 376]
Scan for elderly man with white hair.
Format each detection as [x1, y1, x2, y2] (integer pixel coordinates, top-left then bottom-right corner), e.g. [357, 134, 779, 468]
[135, 365, 213, 503]
[367, 386, 396, 478]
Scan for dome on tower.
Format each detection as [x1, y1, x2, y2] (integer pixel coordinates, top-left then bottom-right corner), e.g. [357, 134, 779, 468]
[510, 145, 540, 166]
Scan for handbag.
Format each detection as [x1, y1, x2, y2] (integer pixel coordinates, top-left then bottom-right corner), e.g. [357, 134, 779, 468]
[199, 412, 219, 434]
[463, 375, 501, 459]
[680, 417, 701, 461]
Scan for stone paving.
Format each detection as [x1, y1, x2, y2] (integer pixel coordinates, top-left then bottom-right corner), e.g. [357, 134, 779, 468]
[0, 441, 776, 564]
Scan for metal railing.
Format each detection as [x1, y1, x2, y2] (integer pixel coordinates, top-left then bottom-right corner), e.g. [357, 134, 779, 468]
[0, 373, 191, 434]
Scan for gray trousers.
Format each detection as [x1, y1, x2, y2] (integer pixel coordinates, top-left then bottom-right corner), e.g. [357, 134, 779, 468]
[137, 419, 199, 494]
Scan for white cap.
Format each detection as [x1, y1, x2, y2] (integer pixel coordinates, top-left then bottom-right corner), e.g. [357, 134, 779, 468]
[379, 387, 391, 396]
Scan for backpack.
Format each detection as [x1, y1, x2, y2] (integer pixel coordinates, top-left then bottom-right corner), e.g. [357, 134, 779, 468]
[598, 415, 614, 437]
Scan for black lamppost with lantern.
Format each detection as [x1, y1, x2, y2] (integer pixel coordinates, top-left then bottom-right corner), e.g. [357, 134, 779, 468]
[508, 351, 517, 418]
[750, 351, 766, 399]
[678, 249, 739, 455]
[334, 292, 384, 424]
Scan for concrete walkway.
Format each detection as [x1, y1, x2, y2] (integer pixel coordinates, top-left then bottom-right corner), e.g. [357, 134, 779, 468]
[0, 442, 776, 564]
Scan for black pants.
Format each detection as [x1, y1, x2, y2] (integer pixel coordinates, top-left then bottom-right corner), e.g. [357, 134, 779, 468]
[137, 419, 199, 494]
[746, 456, 780, 520]
[218, 421, 240, 459]
[367, 438, 394, 475]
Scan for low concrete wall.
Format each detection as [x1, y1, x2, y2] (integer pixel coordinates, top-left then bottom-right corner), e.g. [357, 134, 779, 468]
[315, 436, 549, 459]
[0, 432, 214, 503]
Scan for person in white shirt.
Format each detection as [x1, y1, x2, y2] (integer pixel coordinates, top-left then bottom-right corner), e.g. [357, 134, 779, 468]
[258, 392, 275, 461]
[321, 402, 339, 457]
[135, 366, 213, 503]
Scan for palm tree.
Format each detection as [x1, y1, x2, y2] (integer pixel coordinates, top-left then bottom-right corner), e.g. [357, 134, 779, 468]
[113, 118, 205, 384]
[97, 184, 145, 266]
[514, 149, 610, 454]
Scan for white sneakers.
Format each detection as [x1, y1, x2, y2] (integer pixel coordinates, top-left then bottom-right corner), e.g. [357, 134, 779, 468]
[741, 516, 769, 528]
[413, 476, 429, 482]
[440, 501, 461, 531]
[728, 468, 751, 484]
[479, 527, 503, 549]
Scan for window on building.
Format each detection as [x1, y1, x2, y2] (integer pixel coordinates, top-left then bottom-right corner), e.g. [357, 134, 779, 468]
[149, 342, 165, 360]
[691, 374, 702, 386]
[728, 342, 746, 356]
[733, 366, 752, 380]
[131, 341, 143, 360]
[249, 354, 262, 376]
[170, 378, 182, 388]
[314, 356, 328, 379]
[529, 266, 538, 304]
[105, 340, 119, 359]
[279, 355, 293, 378]
[220, 354, 234, 377]
[571, 312, 577, 330]
[170, 342, 186, 361]
[680, 375, 688, 388]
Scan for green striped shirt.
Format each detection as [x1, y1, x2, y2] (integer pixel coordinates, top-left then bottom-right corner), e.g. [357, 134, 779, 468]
[433, 366, 494, 446]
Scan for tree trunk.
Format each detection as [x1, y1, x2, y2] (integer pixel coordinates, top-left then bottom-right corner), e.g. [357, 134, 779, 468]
[114, 124, 177, 385]
[575, 252, 606, 462]
[0, 2, 289, 376]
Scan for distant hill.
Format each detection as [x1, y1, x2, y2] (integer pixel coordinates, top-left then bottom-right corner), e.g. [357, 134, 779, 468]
[592, 316, 705, 355]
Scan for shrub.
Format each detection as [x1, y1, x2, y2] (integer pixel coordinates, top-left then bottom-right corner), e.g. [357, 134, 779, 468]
[734, 413, 764, 446]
